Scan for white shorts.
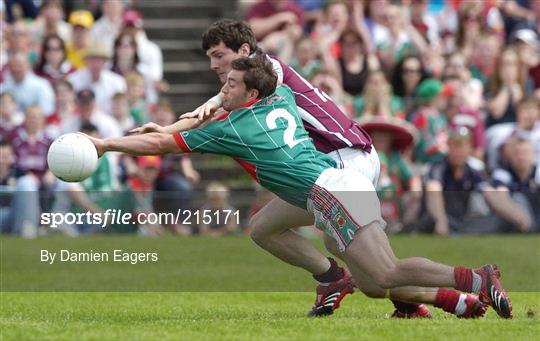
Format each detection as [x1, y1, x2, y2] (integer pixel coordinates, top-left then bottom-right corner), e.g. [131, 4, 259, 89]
[327, 147, 381, 187]
[307, 150, 384, 252]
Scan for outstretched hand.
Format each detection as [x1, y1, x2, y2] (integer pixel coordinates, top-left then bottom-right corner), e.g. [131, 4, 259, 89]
[129, 122, 164, 135]
[180, 101, 219, 123]
[79, 133, 106, 157]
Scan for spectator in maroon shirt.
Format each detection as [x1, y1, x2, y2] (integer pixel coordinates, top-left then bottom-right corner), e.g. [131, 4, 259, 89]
[10, 105, 53, 179]
[0, 138, 41, 237]
[245, 0, 304, 59]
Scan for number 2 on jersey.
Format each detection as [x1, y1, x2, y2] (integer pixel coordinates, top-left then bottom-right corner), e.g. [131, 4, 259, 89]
[265, 108, 308, 148]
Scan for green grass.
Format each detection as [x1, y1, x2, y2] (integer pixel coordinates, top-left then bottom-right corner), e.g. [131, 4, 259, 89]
[1, 235, 540, 340]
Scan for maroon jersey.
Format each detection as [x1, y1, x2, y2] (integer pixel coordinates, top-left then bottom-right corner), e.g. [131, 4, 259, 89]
[10, 126, 52, 178]
[266, 54, 372, 154]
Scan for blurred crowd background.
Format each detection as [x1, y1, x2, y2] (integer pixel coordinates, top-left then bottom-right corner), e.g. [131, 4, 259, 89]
[0, 0, 538, 238]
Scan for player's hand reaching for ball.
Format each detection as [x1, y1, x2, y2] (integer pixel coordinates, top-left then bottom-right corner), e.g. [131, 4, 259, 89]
[180, 100, 219, 125]
[130, 122, 164, 135]
[79, 133, 106, 157]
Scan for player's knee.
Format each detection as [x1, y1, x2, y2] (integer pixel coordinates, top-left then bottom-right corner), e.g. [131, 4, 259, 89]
[249, 216, 266, 244]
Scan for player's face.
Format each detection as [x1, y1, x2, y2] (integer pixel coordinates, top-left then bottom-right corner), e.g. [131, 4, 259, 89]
[206, 42, 243, 84]
[221, 70, 253, 111]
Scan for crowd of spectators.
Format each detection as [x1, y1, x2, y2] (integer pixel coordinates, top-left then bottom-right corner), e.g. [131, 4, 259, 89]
[0, 0, 539, 238]
[244, 0, 539, 235]
[0, 0, 213, 237]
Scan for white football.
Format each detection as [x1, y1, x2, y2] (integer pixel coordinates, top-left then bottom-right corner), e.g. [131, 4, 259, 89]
[47, 133, 98, 182]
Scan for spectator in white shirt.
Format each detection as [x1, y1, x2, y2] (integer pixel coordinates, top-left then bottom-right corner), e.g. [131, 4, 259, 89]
[0, 52, 55, 116]
[67, 43, 126, 113]
[90, 0, 125, 55]
[60, 89, 121, 139]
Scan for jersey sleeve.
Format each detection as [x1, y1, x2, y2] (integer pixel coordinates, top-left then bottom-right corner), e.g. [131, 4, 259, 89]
[172, 118, 226, 154]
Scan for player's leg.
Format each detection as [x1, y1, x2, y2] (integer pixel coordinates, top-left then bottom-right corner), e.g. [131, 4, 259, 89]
[249, 197, 355, 317]
[312, 168, 512, 318]
[344, 244, 486, 318]
[249, 197, 330, 274]
[343, 220, 510, 318]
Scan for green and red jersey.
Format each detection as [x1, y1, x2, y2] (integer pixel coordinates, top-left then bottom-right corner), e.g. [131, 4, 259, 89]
[173, 85, 336, 208]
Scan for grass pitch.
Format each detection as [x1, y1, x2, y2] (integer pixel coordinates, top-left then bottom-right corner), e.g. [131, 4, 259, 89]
[1, 235, 539, 340]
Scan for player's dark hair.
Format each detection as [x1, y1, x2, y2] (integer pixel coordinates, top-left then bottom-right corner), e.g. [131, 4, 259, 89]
[231, 57, 277, 99]
[202, 19, 258, 53]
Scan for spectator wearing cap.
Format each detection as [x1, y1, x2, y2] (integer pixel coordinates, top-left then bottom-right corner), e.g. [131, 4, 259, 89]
[491, 137, 540, 232]
[127, 156, 165, 236]
[1, 52, 55, 116]
[500, 0, 537, 41]
[90, 0, 126, 56]
[423, 128, 526, 235]
[66, 10, 94, 69]
[511, 29, 540, 97]
[30, 0, 71, 46]
[67, 42, 127, 114]
[60, 89, 121, 139]
[411, 78, 448, 164]
[122, 9, 163, 83]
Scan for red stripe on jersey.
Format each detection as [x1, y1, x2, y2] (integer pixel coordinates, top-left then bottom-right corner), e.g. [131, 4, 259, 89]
[231, 98, 260, 111]
[235, 158, 259, 182]
[215, 111, 231, 121]
[172, 132, 191, 152]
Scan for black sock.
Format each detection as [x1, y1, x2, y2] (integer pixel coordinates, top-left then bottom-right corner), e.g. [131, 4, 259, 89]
[392, 300, 419, 314]
[313, 258, 344, 283]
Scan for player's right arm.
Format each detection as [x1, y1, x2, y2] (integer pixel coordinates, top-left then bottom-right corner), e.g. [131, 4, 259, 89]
[84, 132, 180, 157]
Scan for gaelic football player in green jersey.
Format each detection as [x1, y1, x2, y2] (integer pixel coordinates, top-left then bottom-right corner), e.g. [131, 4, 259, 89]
[85, 57, 512, 319]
